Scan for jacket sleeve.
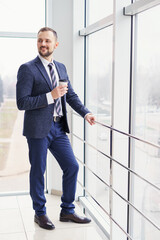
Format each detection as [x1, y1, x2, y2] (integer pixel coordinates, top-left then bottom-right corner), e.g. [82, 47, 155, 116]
[66, 77, 90, 118]
[16, 64, 48, 111]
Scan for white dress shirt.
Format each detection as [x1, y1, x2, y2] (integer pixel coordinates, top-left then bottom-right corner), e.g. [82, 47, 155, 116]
[38, 55, 63, 117]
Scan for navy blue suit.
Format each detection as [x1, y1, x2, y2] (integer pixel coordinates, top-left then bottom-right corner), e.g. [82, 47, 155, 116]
[16, 56, 90, 216]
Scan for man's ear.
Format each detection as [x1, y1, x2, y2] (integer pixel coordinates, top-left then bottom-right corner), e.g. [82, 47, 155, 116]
[55, 42, 59, 49]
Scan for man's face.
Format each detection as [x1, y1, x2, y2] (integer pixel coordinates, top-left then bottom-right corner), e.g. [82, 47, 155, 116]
[37, 31, 58, 58]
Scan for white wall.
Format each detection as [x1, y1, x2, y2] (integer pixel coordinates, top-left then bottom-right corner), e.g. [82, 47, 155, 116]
[46, 0, 74, 193]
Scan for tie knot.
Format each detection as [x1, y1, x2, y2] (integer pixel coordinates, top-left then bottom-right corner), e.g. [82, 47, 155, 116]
[48, 63, 53, 70]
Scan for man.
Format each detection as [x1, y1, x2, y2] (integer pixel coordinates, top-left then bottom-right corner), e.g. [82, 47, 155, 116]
[16, 27, 95, 230]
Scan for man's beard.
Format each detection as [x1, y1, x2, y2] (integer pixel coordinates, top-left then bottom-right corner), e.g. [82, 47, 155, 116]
[39, 47, 53, 57]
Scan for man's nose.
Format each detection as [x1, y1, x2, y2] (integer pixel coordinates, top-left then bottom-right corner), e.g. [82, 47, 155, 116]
[41, 41, 46, 46]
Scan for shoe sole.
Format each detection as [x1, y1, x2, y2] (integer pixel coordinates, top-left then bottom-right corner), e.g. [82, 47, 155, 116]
[60, 217, 71, 222]
[60, 217, 91, 224]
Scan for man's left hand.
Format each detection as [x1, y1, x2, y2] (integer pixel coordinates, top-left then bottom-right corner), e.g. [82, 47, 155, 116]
[85, 113, 96, 126]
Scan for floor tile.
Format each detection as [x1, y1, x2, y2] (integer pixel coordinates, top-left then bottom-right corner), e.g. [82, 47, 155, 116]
[46, 194, 61, 207]
[0, 232, 27, 240]
[0, 195, 103, 240]
[17, 195, 32, 209]
[21, 205, 93, 232]
[27, 226, 103, 240]
[0, 209, 24, 234]
[20, 208, 46, 233]
[0, 196, 18, 209]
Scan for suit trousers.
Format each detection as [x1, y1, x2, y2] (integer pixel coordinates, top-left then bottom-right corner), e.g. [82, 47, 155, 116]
[27, 120, 79, 216]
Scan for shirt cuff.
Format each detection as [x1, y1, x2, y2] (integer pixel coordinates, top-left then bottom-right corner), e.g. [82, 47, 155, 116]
[84, 112, 91, 119]
[46, 92, 54, 104]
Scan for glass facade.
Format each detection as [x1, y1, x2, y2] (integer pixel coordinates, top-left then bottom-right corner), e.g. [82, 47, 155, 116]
[0, 38, 37, 192]
[85, 27, 112, 218]
[0, 1, 45, 193]
[86, 28, 112, 125]
[73, 1, 160, 240]
[130, 6, 160, 240]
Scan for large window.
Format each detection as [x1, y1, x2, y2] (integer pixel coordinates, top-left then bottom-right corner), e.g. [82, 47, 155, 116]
[86, 28, 112, 125]
[0, 1, 46, 194]
[131, 5, 160, 240]
[74, 0, 160, 240]
[85, 27, 112, 219]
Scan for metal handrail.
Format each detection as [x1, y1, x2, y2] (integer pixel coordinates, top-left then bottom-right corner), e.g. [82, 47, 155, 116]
[78, 180, 134, 240]
[95, 120, 160, 149]
[72, 112, 160, 233]
[72, 111, 160, 149]
[76, 157, 160, 231]
[73, 133, 160, 192]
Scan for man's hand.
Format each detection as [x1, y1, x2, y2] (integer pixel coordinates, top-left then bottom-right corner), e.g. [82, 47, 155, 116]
[85, 113, 96, 126]
[51, 86, 68, 99]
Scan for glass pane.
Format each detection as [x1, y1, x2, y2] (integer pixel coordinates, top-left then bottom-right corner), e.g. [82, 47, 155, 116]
[134, 6, 160, 144]
[86, 27, 112, 125]
[86, 27, 112, 153]
[87, 0, 113, 25]
[85, 26, 113, 226]
[72, 136, 84, 197]
[131, 207, 160, 240]
[72, 136, 84, 162]
[131, 6, 160, 240]
[0, 0, 45, 32]
[72, 114, 84, 139]
[86, 165, 110, 213]
[0, 37, 37, 193]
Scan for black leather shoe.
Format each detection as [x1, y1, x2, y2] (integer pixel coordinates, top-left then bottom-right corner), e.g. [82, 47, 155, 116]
[34, 214, 55, 230]
[59, 212, 91, 224]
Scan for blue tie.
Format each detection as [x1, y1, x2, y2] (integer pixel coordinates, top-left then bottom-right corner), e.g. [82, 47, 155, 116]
[48, 63, 61, 116]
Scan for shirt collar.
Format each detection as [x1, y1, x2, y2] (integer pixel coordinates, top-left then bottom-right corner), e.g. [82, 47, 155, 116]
[38, 54, 55, 67]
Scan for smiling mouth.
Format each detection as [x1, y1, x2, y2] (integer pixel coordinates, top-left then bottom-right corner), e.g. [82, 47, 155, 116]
[40, 47, 48, 50]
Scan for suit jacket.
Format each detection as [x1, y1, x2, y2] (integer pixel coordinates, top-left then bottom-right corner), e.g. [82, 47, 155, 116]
[16, 56, 90, 138]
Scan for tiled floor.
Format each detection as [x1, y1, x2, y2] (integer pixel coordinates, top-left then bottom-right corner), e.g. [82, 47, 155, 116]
[0, 194, 105, 240]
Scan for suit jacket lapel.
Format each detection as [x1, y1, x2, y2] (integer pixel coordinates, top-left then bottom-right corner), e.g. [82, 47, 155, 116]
[35, 56, 52, 90]
[53, 60, 63, 79]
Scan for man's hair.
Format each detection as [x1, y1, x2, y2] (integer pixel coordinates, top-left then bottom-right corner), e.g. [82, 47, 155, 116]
[38, 27, 58, 39]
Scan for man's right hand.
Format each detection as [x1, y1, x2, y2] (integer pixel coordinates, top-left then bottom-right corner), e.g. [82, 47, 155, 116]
[51, 86, 68, 100]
